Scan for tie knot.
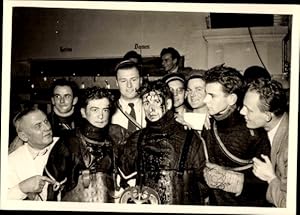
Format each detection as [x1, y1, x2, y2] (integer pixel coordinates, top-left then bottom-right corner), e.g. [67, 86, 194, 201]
[128, 103, 134, 109]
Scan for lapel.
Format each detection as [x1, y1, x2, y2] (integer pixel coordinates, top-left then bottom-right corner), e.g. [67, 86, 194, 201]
[270, 113, 289, 168]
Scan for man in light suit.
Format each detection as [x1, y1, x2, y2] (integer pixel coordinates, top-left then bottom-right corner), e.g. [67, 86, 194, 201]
[240, 78, 288, 207]
[111, 60, 146, 134]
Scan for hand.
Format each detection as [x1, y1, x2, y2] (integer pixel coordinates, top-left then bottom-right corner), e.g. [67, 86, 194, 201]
[19, 175, 55, 194]
[203, 162, 244, 195]
[252, 154, 277, 183]
[8, 136, 24, 154]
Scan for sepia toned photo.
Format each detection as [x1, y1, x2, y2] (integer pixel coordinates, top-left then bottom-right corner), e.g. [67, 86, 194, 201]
[1, 1, 299, 215]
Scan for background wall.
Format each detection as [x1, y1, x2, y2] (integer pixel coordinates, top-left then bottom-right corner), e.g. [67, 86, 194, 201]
[10, 7, 290, 101]
[12, 8, 209, 72]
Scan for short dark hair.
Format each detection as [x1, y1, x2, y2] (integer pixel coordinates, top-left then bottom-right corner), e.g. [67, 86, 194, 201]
[50, 78, 79, 97]
[114, 60, 141, 77]
[138, 79, 173, 105]
[80, 87, 116, 114]
[160, 47, 181, 66]
[205, 64, 245, 107]
[244, 65, 271, 84]
[123, 50, 142, 65]
[247, 79, 287, 116]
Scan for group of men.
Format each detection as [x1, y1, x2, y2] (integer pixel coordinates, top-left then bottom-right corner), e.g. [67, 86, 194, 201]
[8, 47, 288, 208]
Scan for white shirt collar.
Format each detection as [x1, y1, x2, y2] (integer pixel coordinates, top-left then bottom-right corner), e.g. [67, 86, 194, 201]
[267, 115, 284, 146]
[25, 137, 59, 159]
[119, 97, 141, 109]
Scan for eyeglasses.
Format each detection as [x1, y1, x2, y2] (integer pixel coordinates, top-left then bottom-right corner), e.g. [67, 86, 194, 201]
[170, 88, 185, 95]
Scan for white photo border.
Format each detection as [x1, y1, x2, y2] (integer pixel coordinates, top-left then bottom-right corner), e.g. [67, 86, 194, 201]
[1, 1, 299, 215]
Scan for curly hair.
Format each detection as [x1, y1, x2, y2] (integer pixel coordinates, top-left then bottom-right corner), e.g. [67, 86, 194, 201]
[138, 79, 173, 106]
[80, 87, 116, 114]
[205, 64, 245, 108]
[247, 78, 287, 116]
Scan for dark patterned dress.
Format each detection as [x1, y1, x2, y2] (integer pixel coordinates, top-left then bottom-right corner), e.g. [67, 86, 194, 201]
[120, 110, 206, 205]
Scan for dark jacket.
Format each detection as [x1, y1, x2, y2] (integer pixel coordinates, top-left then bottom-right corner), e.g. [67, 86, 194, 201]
[200, 110, 271, 206]
[47, 109, 81, 137]
[44, 119, 129, 202]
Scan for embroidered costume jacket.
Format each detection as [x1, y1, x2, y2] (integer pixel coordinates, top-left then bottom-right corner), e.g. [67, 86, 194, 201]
[120, 110, 206, 205]
[45, 119, 129, 202]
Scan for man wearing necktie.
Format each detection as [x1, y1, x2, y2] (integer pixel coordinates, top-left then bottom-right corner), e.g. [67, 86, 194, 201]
[8, 107, 58, 200]
[112, 60, 146, 134]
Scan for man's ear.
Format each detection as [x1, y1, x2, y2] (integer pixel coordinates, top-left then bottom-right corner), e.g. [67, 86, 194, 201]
[115, 79, 119, 88]
[80, 108, 87, 118]
[139, 77, 143, 86]
[166, 98, 173, 110]
[265, 112, 273, 122]
[72, 96, 78, 105]
[17, 131, 28, 142]
[228, 93, 238, 106]
[172, 58, 178, 66]
[51, 97, 55, 105]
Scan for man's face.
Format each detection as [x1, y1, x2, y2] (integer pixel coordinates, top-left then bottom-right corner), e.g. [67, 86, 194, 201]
[203, 82, 233, 116]
[167, 80, 185, 108]
[81, 98, 110, 128]
[142, 91, 168, 122]
[51, 85, 77, 114]
[161, 53, 177, 72]
[19, 110, 53, 150]
[186, 78, 206, 110]
[240, 90, 268, 129]
[116, 67, 141, 100]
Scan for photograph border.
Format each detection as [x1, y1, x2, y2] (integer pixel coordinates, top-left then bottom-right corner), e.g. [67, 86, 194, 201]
[1, 1, 299, 215]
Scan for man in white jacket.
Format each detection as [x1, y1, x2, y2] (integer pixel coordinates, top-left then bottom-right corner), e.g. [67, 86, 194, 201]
[111, 60, 146, 134]
[8, 107, 57, 200]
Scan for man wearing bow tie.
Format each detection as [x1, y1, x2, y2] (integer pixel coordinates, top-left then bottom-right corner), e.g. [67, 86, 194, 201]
[8, 107, 58, 200]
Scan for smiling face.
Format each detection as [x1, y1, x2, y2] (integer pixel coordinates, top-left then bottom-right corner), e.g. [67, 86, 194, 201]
[186, 78, 206, 110]
[142, 90, 171, 122]
[18, 110, 53, 150]
[51, 85, 78, 114]
[116, 67, 141, 101]
[240, 90, 269, 129]
[161, 53, 177, 72]
[167, 80, 185, 108]
[81, 98, 110, 128]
